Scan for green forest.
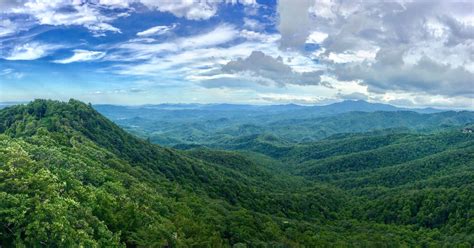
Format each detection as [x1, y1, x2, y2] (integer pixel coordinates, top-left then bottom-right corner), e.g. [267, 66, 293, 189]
[0, 99, 473, 247]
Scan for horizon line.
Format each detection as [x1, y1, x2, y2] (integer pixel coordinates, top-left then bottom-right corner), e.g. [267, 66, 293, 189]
[1, 99, 472, 111]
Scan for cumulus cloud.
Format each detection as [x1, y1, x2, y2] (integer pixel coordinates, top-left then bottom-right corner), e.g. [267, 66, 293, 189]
[208, 50, 325, 87]
[277, 0, 313, 50]
[274, 0, 474, 99]
[334, 50, 474, 97]
[306, 31, 328, 44]
[139, 0, 256, 20]
[223, 51, 291, 74]
[141, 0, 217, 20]
[53, 50, 106, 64]
[243, 17, 264, 31]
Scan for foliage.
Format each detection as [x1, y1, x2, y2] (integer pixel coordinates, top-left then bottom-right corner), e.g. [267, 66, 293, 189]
[0, 99, 473, 246]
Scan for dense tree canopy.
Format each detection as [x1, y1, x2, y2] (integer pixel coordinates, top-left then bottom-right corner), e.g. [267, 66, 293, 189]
[0, 99, 472, 247]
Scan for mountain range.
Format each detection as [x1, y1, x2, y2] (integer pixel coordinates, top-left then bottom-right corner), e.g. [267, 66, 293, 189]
[94, 100, 473, 146]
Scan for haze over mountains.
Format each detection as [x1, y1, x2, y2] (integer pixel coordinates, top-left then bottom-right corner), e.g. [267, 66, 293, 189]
[94, 100, 473, 147]
[95, 100, 443, 113]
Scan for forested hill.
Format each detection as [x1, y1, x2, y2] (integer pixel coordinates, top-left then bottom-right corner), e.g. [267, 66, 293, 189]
[0, 99, 473, 247]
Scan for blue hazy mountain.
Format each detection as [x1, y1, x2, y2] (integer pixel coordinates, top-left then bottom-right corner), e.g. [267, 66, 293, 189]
[93, 100, 471, 146]
[95, 100, 442, 114]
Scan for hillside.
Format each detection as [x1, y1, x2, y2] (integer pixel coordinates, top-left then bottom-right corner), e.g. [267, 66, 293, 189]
[0, 100, 473, 247]
[245, 129, 474, 243]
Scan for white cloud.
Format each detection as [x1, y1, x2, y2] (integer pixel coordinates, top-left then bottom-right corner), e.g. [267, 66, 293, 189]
[139, 0, 217, 20]
[334, 54, 474, 97]
[0, 69, 14, 76]
[180, 24, 238, 48]
[327, 49, 378, 63]
[257, 93, 325, 104]
[277, 0, 313, 50]
[139, 0, 256, 20]
[0, 68, 24, 79]
[110, 39, 276, 78]
[0, 0, 258, 40]
[137, 24, 176, 37]
[9, 0, 121, 35]
[306, 31, 328, 44]
[2, 0, 258, 24]
[108, 24, 239, 62]
[0, 19, 19, 37]
[380, 92, 474, 110]
[53, 50, 106, 64]
[2, 0, 470, 108]
[4, 43, 60, 60]
[87, 23, 121, 35]
[243, 17, 264, 31]
[98, 0, 132, 8]
[210, 50, 325, 87]
[106, 22, 327, 94]
[240, 30, 280, 43]
[274, 0, 474, 99]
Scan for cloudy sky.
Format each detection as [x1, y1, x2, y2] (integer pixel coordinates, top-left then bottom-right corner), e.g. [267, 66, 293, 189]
[0, 0, 473, 109]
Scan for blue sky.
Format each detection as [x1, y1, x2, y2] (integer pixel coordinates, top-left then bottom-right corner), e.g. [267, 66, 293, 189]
[0, 0, 473, 109]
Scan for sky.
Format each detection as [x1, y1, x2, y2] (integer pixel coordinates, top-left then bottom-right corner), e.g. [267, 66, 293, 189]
[0, 0, 473, 109]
